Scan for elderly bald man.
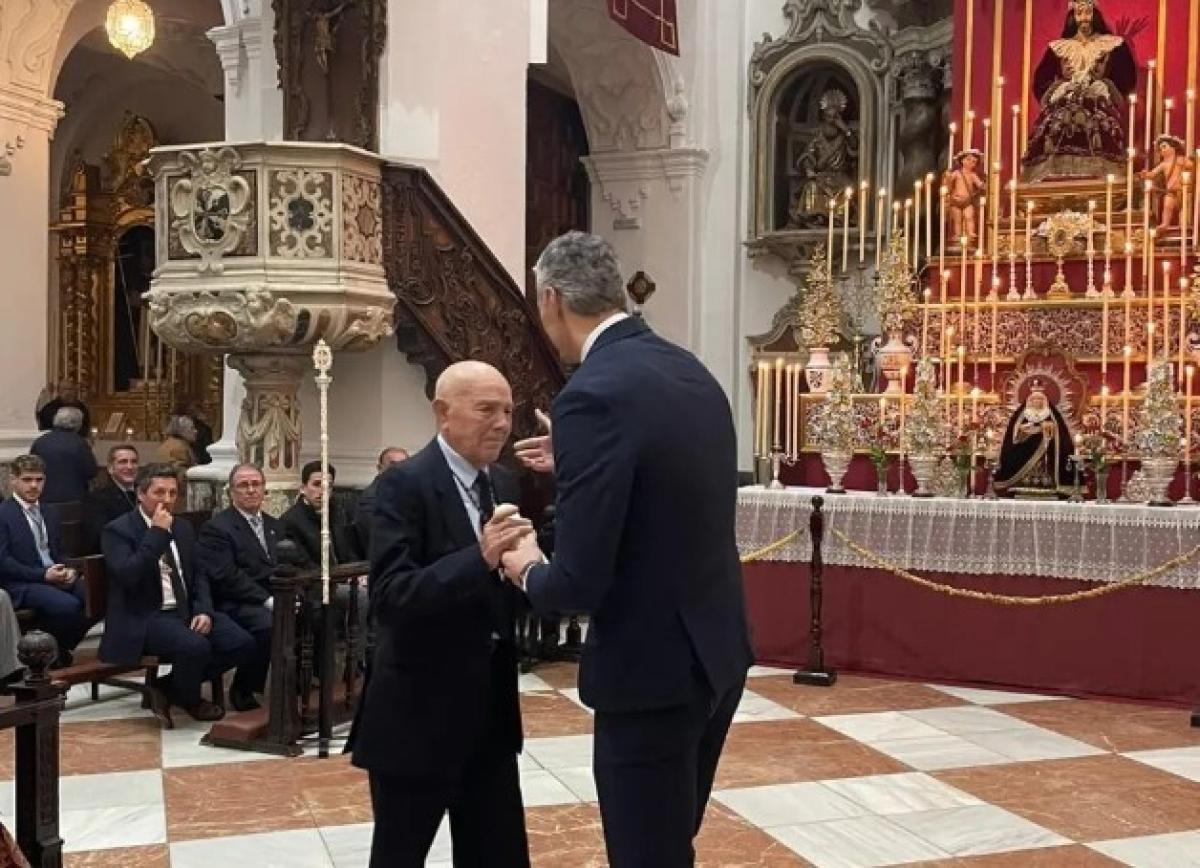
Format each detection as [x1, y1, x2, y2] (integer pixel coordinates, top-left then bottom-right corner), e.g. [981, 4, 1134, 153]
[348, 360, 534, 868]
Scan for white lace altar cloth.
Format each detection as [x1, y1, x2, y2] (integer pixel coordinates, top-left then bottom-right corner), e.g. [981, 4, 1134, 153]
[737, 486, 1200, 590]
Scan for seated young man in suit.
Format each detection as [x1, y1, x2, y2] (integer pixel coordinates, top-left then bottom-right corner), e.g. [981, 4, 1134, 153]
[281, 461, 368, 665]
[101, 464, 256, 727]
[83, 444, 140, 555]
[353, 446, 409, 557]
[0, 454, 90, 666]
[198, 463, 280, 712]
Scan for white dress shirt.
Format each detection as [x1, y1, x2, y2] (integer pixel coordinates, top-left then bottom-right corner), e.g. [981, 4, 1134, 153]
[580, 311, 630, 362]
[13, 493, 53, 568]
[437, 434, 487, 540]
[140, 508, 184, 611]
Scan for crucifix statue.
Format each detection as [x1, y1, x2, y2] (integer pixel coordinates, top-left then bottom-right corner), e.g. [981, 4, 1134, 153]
[311, 1, 350, 75]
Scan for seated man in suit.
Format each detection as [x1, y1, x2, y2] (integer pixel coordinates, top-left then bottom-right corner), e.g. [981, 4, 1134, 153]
[282, 461, 368, 662]
[349, 361, 534, 867]
[353, 446, 409, 557]
[198, 463, 280, 712]
[0, 454, 90, 666]
[101, 464, 256, 726]
[30, 407, 97, 505]
[83, 444, 139, 555]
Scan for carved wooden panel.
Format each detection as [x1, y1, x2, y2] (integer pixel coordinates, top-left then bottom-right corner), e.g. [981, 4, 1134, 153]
[272, 0, 386, 152]
[381, 164, 565, 441]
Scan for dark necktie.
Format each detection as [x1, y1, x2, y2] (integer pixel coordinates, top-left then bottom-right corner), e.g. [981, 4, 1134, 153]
[473, 471, 495, 530]
[163, 542, 191, 621]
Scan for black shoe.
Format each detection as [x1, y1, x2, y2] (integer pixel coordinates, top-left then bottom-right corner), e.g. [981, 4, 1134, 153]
[183, 699, 225, 722]
[146, 685, 174, 730]
[229, 690, 261, 713]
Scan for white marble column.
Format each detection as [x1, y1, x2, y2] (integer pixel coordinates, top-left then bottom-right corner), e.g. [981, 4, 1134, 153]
[0, 89, 63, 460]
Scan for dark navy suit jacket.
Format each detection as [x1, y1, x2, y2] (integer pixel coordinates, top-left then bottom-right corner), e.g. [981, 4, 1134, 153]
[30, 429, 97, 504]
[99, 509, 211, 666]
[198, 507, 282, 610]
[0, 497, 63, 607]
[525, 317, 754, 713]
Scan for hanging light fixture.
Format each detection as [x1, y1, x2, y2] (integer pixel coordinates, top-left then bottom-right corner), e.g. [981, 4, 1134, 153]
[105, 0, 156, 60]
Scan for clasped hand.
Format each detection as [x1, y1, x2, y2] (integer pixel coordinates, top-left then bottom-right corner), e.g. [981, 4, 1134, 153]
[480, 505, 536, 569]
[514, 409, 554, 474]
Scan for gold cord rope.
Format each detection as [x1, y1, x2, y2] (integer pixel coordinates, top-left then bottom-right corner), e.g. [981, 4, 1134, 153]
[740, 530, 803, 564]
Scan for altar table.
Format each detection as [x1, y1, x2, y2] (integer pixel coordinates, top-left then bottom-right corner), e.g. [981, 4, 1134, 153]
[737, 487, 1200, 705]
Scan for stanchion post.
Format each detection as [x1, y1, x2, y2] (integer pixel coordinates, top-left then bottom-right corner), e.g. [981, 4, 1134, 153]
[793, 496, 837, 687]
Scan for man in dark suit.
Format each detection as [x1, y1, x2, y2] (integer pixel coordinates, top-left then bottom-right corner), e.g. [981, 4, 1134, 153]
[83, 444, 140, 554]
[353, 446, 409, 557]
[101, 464, 256, 726]
[30, 406, 97, 504]
[504, 232, 753, 867]
[198, 463, 280, 712]
[349, 361, 534, 868]
[0, 454, 91, 666]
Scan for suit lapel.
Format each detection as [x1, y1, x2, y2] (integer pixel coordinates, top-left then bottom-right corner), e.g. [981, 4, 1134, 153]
[234, 510, 273, 564]
[428, 442, 480, 550]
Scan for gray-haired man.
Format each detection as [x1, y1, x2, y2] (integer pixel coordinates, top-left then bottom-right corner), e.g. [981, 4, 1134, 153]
[31, 406, 98, 504]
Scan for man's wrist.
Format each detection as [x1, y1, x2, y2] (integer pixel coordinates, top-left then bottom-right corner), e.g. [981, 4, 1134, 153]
[517, 557, 546, 588]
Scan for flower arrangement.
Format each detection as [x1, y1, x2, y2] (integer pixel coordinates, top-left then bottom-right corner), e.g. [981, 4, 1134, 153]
[809, 355, 857, 453]
[876, 233, 917, 337]
[1134, 361, 1183, 458]
[901, 358, 947, 456]
[798, 245, 842, 350]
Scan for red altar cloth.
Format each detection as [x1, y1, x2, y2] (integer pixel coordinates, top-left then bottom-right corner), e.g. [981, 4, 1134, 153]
[744, 560, 1200, 706]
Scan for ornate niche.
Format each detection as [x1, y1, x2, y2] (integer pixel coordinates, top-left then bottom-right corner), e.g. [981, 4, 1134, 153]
[51, 113, 222, 440]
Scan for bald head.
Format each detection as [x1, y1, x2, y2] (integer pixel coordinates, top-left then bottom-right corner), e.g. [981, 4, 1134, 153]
[433, 361, 513, 468]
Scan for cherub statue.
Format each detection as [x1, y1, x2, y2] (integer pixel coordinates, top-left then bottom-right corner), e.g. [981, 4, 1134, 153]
[1142, 134, 1194, 231]
[942, 149, 987, 247]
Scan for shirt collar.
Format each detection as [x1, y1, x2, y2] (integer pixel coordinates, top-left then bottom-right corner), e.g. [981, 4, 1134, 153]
[580, 311, 631, 362]
[13, 494, 37, 511]
[437, 434, 485, 488]
[139, 508, 155, 527]
[236, 507, 262, 525]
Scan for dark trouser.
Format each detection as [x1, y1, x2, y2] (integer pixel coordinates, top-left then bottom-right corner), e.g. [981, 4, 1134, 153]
[367, 750, 529, 868]
[220, 602, 272, 695]
[16, 580, 90, 653]
[143, 610, 256, 708]
[592, 671, 746, 868]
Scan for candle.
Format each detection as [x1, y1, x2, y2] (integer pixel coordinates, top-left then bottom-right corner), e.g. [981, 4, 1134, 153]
[945, 325, 956, 391]
[1188, 90, 1196, 160]
[1144, 179, 1154, 279]
[1011, 104, 1020, 188]
[785, 363, 795, 457]
[939, 185, 948, 276]
[925, 173, 934, 259]
[792, 364, 802, 457]
[892, 201, 901, 235]
[921, 287, 931, 356]
[1165, 97, 1175, 138]
[1180, 276, 1190, 375]
[1105, 173, 1115, 285]
[1148, 229, 1157, 353]
[827, 199, 836, 275]
[898, 384, 907, 492]
[1129, 94, 1138, 156]
[1087, 199, 1097, 295]
[957, 345, 966, 433]
[913, 182, 922, 267]
[1009, 176, 1018, 264]
[1025, 200, 1035, 298]
[948, 122, 957, 171]
[1195, 149, 1200, 248]
[1187, 365, 1195, 458]
[875, 188, 886, 269]
[982, 118, 992, 252]
[1126, 146, 1136, 267]
[773, 357, 783, 448]
[1183, 172, 1192, 272]
[1102, 277, 1111, 379]
[842, 186, 852, 273]
[859, 180, 869, 263]
[1123, 345, 1133, 442]
[1123, 245, 1134, 345]
[1146, 60, 1156, 159]
[970, 387, 979, 426]
[989, 287, 999, 378]
[1163, 260, 1172, 359]
[1100, 384, 1109, 431]
[903, 198, 912, 266]
[756, 361, 768, 456]
[966, 109, 976, 152]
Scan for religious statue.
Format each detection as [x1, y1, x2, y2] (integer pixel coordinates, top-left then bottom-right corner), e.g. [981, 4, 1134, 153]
[942, 149, 986, 247]
[789, 89, 858, 228]
[311, 2, 350, 75]
[1021, 0, 1136, 183]
[1142, 134, 1194, 231]
[995, 381, 1076, 497]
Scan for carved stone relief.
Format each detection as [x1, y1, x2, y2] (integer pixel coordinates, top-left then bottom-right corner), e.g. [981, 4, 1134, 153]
[341, 173, 382, 264]
[268, 168, 334, 258]
[168, 148, 254, 273]
[147, 287, 299, 352]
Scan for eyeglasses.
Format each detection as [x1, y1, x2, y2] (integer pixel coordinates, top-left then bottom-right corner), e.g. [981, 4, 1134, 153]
[232, 480, 264, 490]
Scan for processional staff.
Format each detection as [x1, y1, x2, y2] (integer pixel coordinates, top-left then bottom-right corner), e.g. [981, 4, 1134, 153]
[313, 339, 333, 605]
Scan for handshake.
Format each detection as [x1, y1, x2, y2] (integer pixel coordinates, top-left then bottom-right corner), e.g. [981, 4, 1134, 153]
[480, 504, 547, 590]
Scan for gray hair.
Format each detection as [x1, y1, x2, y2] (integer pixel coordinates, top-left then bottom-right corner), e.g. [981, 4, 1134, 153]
[52, 406, 84, 432]
[165, 415, 195, 439]
[533, 231, 628, 317]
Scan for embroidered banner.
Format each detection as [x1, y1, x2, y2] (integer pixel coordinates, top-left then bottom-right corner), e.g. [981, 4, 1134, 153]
[609, 0, 679, 56]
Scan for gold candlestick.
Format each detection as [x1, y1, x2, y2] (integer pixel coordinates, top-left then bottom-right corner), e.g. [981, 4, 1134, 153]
[1123, 345, 1133, 443]
[1187, 365, 1195, 460]
[1024, 199, 1036, 299]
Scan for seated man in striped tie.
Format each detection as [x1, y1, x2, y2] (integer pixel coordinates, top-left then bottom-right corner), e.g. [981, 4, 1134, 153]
[101, 464, 256, 726]
[0, 454, 90, 667]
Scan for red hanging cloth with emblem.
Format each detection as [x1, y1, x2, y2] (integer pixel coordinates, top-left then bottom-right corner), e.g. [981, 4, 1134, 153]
[608, 0, 679, 56]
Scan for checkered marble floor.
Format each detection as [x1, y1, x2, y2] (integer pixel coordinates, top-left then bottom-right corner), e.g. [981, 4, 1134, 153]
[9, 663, 1200, 867]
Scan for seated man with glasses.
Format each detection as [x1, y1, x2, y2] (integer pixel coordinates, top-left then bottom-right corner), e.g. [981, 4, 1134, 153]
[198, 463, 281, 712]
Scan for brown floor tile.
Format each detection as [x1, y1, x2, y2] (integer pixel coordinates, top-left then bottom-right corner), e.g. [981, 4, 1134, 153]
[532, 661, 579, 691]
[526, 802, 809, 867]
[65, 845, 170, 867]
[1002, 699, 1200, 752]
[521, 691, 593, 738]
[716, 719, 908, 788]
[910, 845, 1124, 867]
[290, 756, 373, 827]
[60, 719, 163, 776]
[164, 758, 317, 840]
[749, 674, 966, 716]
[937, 754, 1200, 841]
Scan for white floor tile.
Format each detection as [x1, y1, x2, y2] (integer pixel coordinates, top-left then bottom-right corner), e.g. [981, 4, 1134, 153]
[61, 804, 167, 853]
[518, 750, 542, 772]
[320, 822, 373, 868]
[748, 665, 796, 678]
[733, 689, 802, 724]
[889, 804, 1070, 856]
[904, 705, 1035, 736]
[1090, 830, 1200, 867]
[519, 672, 554, 693]
[821, 772, 983, 816]
[963, 728, 1104, 763]
[868, 734, 1012, 772]
[552, 766, 598, 802]
[715, 782, 868, 828]
[523, 734, 593, 771]
[767, 814, 951, 867]
[171, 828, 335, 868]
[161, 719, 282, 769]
[928, 684, 1068, 706]
[0, 768, 164, 816]
[1125, 746, 1200, 784]
[558, 688, 594, 715]
[519, 768, 582, 807]
[814, 711, 945, 743]
[60, 684, 154, 723]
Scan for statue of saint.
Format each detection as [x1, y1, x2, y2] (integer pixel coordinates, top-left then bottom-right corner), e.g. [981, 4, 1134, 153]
[789, 89, 858, 228]
[942, 149, 987, 248]
[995, 381, 1076, 497]
[1021, 0, 1136, 183]
[311, 2, 350, 75]
[1142, 134, 1194, 231]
